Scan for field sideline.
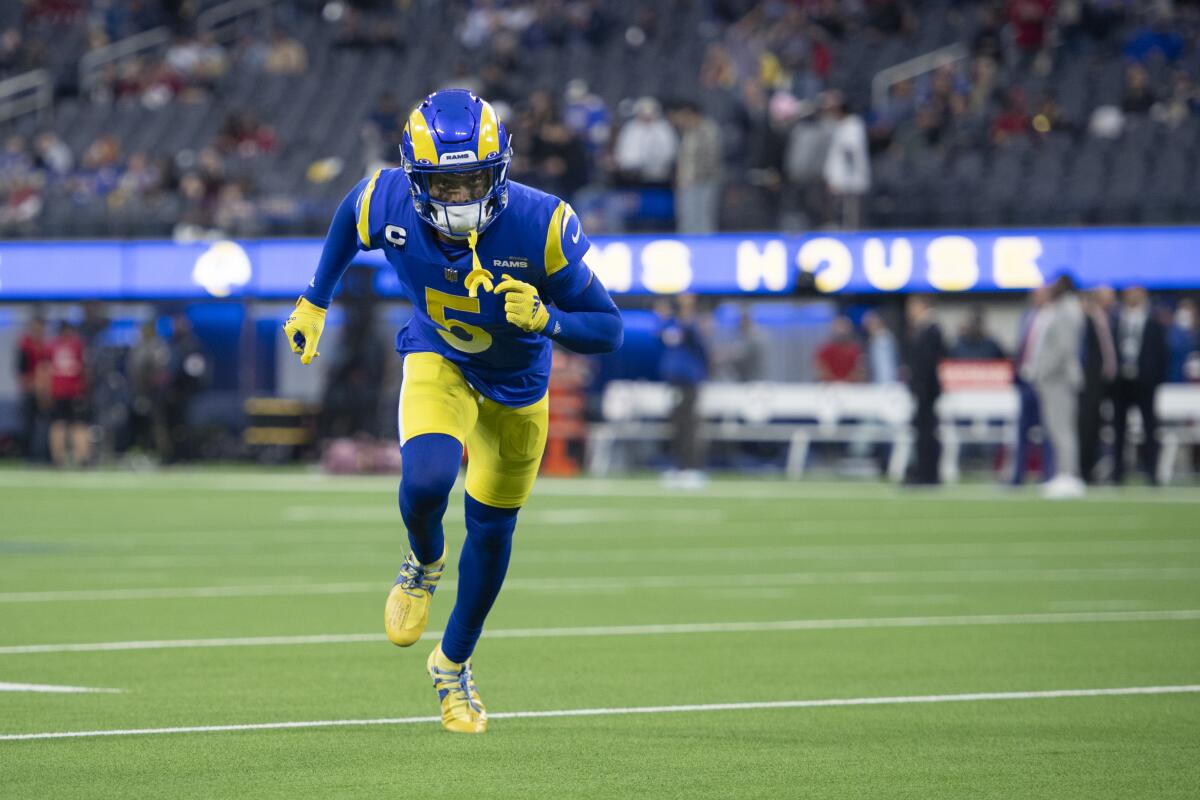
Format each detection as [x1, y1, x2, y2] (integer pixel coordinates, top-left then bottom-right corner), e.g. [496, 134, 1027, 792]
[1, 470, 1197, 798]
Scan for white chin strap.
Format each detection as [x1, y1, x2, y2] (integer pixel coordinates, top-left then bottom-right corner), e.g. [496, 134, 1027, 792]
[433, 201, 491, 236]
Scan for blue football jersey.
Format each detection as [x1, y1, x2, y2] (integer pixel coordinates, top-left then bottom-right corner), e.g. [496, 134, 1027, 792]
[354, 169, 593, 407]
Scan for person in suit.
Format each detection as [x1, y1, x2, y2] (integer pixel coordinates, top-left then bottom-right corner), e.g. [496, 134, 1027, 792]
[1031, 274, 1086, 498]
[905, 295, 945, 485]
[1079, 288, 1117, 483]
[1011, 286, 1053, 485]
[1111, 286, 1168, 484]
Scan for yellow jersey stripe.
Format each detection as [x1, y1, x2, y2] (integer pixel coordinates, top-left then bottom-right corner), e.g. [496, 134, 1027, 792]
[406, 108, 438, 164]
[477, 101, 500, 160]
[544, 201, 568, 275]
[356, 168, 383, 248]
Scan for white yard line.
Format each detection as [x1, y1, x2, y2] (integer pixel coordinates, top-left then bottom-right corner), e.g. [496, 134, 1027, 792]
[7, 539, 1199, 572]
[2, 609, 1198, 655]
[0, 682, 121, 694]
[0, 471, 1197, 504]
[2, 684, 1198, 742]
[282, 506, 727, 525]
[3, 567, 1200, 604]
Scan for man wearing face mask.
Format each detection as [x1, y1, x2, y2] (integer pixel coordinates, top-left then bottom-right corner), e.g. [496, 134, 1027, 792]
[283, 90, 623, 734]
[1110, 286, 1168, 485]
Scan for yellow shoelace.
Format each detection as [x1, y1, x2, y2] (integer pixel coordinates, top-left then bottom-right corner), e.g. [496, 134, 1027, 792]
[463, 230, 494, 297]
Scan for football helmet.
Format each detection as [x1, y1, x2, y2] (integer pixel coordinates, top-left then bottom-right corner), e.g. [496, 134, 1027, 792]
[399, 89, 512, 238]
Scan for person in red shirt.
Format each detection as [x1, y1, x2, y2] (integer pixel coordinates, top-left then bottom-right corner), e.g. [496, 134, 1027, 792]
[1006, 0, 1054, 55]
[15, 315, 48, 460]
[44, 321, 92, 467]
[816, 316, 865, 382]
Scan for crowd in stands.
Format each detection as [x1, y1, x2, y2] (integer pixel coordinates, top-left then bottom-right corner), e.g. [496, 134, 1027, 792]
[1, 1, 1198, 237]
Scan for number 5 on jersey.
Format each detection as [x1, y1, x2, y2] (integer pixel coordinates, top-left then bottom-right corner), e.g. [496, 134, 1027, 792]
[425, 287, 493, 354]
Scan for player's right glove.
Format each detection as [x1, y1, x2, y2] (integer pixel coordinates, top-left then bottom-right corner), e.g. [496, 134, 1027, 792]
[283, 296, 327, 365]
[494, 274, 550, 333]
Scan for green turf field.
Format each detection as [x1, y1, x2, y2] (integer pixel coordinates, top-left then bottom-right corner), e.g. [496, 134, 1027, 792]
[0, 470, 1198, 798]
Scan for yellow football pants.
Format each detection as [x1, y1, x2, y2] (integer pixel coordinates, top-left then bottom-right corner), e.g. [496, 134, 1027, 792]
[398, 351, 549, 508]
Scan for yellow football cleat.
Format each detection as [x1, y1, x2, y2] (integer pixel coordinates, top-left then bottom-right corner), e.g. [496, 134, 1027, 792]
[427, 643, 487, 734]
[384, 549, 445, 647]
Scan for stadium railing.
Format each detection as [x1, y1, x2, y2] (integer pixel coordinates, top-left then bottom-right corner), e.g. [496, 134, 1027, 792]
[0, 69, 54, 126]
[589, 382, 1200, 483]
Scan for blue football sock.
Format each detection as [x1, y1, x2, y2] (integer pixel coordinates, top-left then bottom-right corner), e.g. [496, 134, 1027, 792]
[398, 433, 461, 566]
[440, 493, 519, 663]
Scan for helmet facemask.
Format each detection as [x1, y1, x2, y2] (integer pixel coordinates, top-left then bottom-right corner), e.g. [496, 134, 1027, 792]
[404, 154, 511, 238]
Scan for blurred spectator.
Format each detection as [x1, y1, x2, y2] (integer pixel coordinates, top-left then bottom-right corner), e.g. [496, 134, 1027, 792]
[45, 320, 91, 468]
[1121, 63, 1157, 115]
[821, 92, 870, 228]
[1, 135, 33, 181]
[1167, 298, 1199, 383]
[320, 302, 387, 439]
[971, 5, 1005, 64]
[528, 117, 588, 201]
[126, 319, 170, 458]
[904, 295, 945, 485]
[864, 311, 899, 384]
[816, 316, 864, 382]
[164, 314, 211, 463]
[366, 91, 404, 141]
[563, 79, 611, 157]
[715, 307, 767, 382]
[334, 6, 399, 49]
[950, 309, 1005, 359]
[32, 132, 73, 176]
[0, 27, 29, 76]
[1154, 71, 1200, 127]
[1012, 285, 1053, 485]
[992, 87, 1031, 143]
[614, 97, 677, 186]
[1123, 11, 1184, 64]
[657, 294, 710, 484]
[1005, 0, 1054, 59]
[968, 55, 1000, 115]
[865, 0, 917, 36]
[164, 33, 228, 88]
[1111, 286, 1168, 485]
[1079, 288, 1117, 484]
[263, 29, 308, 75]
[1031, 93, 1075, 137]
[213, 179, 260, 236]
[16, 314, 48, 461]
[782, 101, 832, 230]
[869, 78, 918, 151]
[671, 101, 722, 233]
[217, 112, 278, 157]
[109, 151, 161, 206]
[1031, 275, 1086, 499]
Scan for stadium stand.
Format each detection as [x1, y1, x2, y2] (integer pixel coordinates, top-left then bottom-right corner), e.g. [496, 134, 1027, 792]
[2, 0, 1200, 237]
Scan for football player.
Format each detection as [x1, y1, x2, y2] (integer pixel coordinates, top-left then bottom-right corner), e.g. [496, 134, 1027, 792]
[283, 90, 623, 733]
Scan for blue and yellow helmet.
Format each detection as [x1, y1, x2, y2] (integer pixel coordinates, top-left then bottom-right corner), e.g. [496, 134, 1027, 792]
[399, 89, 512, 238]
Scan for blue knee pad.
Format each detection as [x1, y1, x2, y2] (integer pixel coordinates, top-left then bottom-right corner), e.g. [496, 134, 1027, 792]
[398, 433, 461, 564]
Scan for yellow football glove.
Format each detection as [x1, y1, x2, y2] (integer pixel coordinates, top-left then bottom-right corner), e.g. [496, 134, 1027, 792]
[494, 274, 550, 333]
[282, 296, 327, 365]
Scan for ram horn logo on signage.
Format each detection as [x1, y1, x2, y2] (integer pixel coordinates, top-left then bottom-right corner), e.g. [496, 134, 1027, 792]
[439, 151, 477, 164]
[192, 240, 252, 298]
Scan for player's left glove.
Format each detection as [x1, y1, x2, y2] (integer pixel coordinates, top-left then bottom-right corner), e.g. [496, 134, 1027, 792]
[494, 274, 550, 334]
[282, 296, 327, 365]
